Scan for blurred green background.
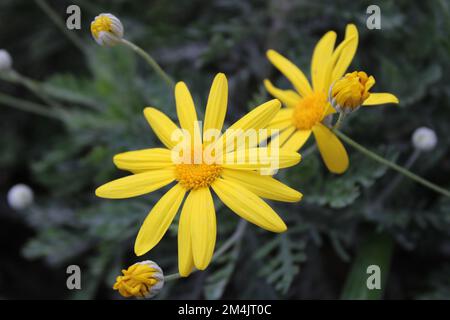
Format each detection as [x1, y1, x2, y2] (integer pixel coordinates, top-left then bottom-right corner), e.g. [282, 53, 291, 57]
[0, 0, 449, 299]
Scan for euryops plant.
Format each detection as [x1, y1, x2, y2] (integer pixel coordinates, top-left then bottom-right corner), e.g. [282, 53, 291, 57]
[1, 2, 449, 300]
[90, 15, 449, 298]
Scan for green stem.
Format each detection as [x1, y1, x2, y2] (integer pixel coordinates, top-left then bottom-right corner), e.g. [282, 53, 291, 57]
[120, 39, 175, 89]
[7, 71, 61, 109]
[34, 0, 86, 54]
[0, 92, 61, 120]
[0, 71, 100, 110]
[164, 220, 247, 282]
[374, 149, 421, 206]
[163, 273, 181, 282]
[333, 129, 450, 198]
[333, 112, 346, 130]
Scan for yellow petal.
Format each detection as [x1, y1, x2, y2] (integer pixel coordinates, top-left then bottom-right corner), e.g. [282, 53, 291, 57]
[282, 129, 312, 152]
[175, 82, 200, 140]
[262, 109, 295, 147]
[266, 49, 313, 97]
[211, 178, 287, 232]
[268, 125, 296, 148]
[203, 73, 228, 139]
[365, 75, 376, 92]
[324, 103, 337, 117]
[113, 148, 174, 173]
[189, 188, 216, 270]
[178, 192, 194, 277]
[331, 24, 359, 83]
[134, 184, 186, 256]
[266, 109, 295, 139]
[228, 99, 281, 132]
[264, 79, 301, 108]
[222, 147, 301, 170]
[322, 33, 358, 90]
[210, 99, 281, 157]
[270, 108, 294, 125]
[143, 107, 182, 149]
[95, 168, 175, 199]
[311, 31, 337, 92]
[249, 122, 292, 149]
[267, 119, 293, 133]
[312, 123, 349, 174]
[222, 169, 302, 202]
[363, 93, 399, 106]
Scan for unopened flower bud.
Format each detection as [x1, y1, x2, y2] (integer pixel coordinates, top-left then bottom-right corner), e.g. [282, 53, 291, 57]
[0, 49, 12, 71]
[330, 71, 375, 114]
[412, 127, 437, 152]
[91, 13, 124, 46]
[113, 260, 164, 299]
[7, 184, 34, 210]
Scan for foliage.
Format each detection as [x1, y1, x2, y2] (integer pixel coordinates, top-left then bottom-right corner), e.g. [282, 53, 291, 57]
[0, 0, 449, 299]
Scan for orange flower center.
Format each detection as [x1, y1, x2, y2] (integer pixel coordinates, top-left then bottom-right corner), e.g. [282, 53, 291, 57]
[174, 148, 222, 190]
[292, 92, 327, 130]
[175, 163, 222, 190]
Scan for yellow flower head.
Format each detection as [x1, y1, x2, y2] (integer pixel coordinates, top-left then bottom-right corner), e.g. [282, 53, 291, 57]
[175, 163, 223, 190]
[91, 13, 123, 46]
[264, 24, 399, 174]
[330, 71, 375, 114]
[113, 260, 164, 299]
[96, 73, 302, 277]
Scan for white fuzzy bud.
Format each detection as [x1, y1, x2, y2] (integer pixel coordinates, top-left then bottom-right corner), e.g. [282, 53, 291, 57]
[412, 127, 437, 152]
[0, 49, 12, 71]
[7, 184, 34, 210]
[90, 13, 124, 46]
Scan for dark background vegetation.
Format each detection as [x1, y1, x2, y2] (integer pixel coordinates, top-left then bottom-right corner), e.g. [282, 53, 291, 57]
[0, 0, 449, 299]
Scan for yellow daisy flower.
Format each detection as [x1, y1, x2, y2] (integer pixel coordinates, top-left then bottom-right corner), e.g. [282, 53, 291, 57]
[264, 24, 399, 174]
[95, 73, 302, 277]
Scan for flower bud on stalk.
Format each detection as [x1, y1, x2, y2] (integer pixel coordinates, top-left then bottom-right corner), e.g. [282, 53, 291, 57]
[329, 71, 375, 114]
[412, 127, 437, 152]
[90, 14, 124, 46]
[113, 260, 164, 299]
[7, 184, 34, 210]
